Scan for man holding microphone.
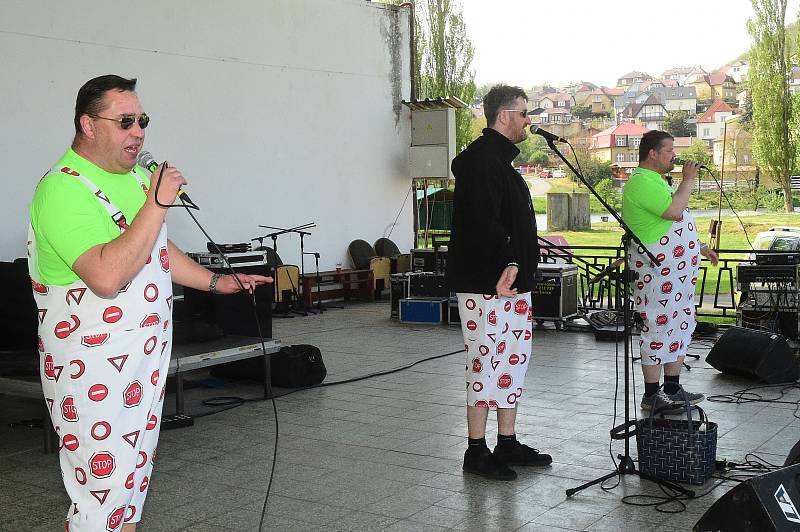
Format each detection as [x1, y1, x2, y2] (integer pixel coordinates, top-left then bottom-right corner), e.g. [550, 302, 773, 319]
[29, 74, 271, 531]
[622, 130, 718, 413]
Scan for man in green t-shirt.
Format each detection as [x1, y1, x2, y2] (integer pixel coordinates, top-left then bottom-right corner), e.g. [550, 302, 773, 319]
[29, 75, 272, 532]
[622, 130, 718, 413]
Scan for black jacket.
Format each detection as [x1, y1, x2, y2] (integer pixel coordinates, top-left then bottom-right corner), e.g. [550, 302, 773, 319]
[446, 128, 539, 294]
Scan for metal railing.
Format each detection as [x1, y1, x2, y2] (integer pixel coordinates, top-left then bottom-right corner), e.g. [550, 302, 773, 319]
[538, 239, 749, 320]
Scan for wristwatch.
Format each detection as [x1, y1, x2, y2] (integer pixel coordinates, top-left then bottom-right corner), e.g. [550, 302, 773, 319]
[208, 273, 223, 294]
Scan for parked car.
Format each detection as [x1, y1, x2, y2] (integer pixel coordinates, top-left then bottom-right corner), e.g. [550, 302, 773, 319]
[552, 169, 567, 178]
[746, 226, 800, 260]
[539, 169, 552, 178]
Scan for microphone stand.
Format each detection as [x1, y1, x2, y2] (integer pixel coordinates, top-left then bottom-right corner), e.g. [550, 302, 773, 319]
[304, 252, 343, 312]
[539, 137, 693, 498]
[260, 222, 317, 314]
[254, 223, 313, 317]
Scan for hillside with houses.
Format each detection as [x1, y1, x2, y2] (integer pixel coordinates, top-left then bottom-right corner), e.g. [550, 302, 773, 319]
[473, 61, 800, 183]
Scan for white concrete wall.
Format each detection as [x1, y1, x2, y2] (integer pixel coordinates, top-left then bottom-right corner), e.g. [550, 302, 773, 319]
[0, 0, 413, 271]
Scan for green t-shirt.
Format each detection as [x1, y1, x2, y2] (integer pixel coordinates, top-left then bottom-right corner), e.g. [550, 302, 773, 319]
[30, 148, 151, 285]
[622, 167, 673, 244]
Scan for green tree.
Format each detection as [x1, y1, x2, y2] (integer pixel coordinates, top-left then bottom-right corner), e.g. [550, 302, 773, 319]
[663, 110, 694, 137]
[569, 143, 613, 186]
[680, 140, 715, 169]
[572, 105, 593, 120]
[594, 178, 622, 211]
[514, 135, 550, 166]
[748, 0, 799, 212]
[416, 0, 477, 152]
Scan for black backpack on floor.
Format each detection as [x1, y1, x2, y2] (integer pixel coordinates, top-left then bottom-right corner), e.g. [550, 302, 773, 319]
[210, 344, 326, 388]
[272, 345, 327, 388]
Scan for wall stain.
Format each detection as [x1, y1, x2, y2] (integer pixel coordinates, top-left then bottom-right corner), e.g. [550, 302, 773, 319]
[382, 7, 404, 128]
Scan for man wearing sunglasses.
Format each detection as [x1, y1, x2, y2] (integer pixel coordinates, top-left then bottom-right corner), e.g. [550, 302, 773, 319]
[447, 84, 550, 481]
[28, 75, 272, 531]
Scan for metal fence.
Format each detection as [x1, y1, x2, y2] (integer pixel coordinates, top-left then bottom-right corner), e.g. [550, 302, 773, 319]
[538, 239, 747, 321]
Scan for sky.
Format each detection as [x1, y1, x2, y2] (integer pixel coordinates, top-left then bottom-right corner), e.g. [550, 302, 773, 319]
[461, 0, 800, 89]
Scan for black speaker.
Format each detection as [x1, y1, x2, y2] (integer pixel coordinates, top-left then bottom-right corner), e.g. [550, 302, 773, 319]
[706, 327, 799, 384]
[786, 439, 800, 467]
[694, 463, 800, 531]
[183, 264, 273, 339]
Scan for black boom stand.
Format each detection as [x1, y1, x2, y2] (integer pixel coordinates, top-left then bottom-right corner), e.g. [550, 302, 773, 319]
[540, 136, 694, 498]
[259, 222, 319, 315]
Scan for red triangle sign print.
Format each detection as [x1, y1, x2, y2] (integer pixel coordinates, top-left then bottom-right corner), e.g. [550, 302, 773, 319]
[512, 330, 523, 340]
[90, 489, 110, 505]
[38, 308, 48, 324]
[658, 299, 669, 307]
[122, 430, 140, 448]
[108, 354, 129, 373]
[94, 190, 110, 203]
[66, 288, 87, 305]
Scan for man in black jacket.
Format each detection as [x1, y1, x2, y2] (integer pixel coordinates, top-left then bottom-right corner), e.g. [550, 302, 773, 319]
[447, 84, 551, 481]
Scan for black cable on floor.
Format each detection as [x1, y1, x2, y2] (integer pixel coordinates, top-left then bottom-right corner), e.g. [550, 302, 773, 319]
[195, 347, 466, 412]
[706, 381, 800, 420]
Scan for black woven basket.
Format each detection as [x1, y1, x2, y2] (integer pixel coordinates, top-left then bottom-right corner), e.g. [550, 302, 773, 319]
[636, 389, 717, 485]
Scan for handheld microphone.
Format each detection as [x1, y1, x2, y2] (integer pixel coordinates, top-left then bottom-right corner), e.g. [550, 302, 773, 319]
[529, 125, 568, 143]
[136, 150, 194, 204]
[672, 157, 709, 171]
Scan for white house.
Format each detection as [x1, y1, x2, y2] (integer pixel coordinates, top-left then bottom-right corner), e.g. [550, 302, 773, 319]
[697, 100, 735, 148]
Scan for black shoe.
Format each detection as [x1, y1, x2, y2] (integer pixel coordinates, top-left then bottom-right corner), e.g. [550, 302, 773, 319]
[493, 442, 553, 467]
[463, 447, 517, 481]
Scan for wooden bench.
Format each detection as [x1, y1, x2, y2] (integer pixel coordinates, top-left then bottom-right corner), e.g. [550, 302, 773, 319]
[301, 269, 375, 306]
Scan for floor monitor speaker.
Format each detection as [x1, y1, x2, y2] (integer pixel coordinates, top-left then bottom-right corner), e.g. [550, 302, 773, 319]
[705, 327, 799, 384]
[786, 439, 800, 467]
[694, 463, 800, 531]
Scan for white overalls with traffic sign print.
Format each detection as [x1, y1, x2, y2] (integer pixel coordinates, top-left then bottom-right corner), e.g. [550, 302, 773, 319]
[628, 208, 701, 365]
[29, 170, 172, 532]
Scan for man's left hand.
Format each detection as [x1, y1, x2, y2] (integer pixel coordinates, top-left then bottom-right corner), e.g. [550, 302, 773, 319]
[700, 247, 719, 266]
[214, 274, 273, 294]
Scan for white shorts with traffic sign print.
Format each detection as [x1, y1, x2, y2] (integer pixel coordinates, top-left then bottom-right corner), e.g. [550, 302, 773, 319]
[457, 292, 533, 409]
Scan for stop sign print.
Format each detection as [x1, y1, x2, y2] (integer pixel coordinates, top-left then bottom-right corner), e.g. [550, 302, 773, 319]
[123, 381, 143, 408]
[90, 451, 115, 479]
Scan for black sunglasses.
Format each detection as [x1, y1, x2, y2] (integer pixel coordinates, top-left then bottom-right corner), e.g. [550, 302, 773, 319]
[89, 113, 150, 130]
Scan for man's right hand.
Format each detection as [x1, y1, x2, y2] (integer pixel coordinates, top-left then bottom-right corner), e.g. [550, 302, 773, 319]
[680, 160, 701, 182]
[148, 162, 187, 207]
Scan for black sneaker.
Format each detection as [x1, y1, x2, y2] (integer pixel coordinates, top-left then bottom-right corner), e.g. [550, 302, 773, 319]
[463, 447, 517, 481]
[640, 391, 684, 414]
[667, 388, 705, 406]
[493, 442, 553, 467]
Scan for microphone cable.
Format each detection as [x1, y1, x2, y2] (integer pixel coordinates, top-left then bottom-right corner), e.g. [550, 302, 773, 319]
[152, 164, 280, 532]
[152, 161, 199, 210]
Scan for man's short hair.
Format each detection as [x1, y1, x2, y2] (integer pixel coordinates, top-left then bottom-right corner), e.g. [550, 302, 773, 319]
[484, 84, 528, 127]
[639, 130, 673, 161]
[74, 75, 137, 135]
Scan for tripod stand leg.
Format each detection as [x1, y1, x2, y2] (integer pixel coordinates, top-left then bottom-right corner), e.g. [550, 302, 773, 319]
[636, 470, 695, 497]
[566, 471, 622, 497]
